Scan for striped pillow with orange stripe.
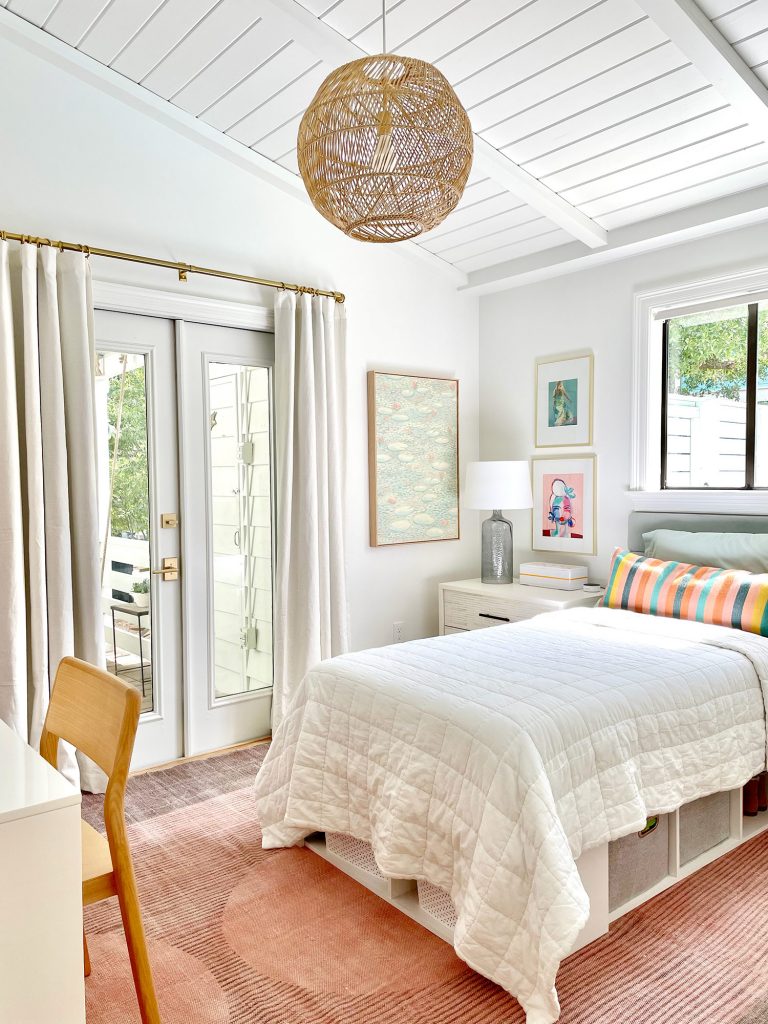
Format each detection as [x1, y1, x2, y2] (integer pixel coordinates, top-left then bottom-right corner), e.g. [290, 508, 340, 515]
[602, 547, 768, 636]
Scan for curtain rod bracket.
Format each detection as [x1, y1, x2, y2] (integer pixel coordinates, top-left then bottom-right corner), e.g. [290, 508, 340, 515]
[178, 268, 189, 282]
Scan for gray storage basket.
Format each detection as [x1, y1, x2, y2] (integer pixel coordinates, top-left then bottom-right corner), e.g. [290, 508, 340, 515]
[679, 791, 731, 866]
[609, 814, 669, 912]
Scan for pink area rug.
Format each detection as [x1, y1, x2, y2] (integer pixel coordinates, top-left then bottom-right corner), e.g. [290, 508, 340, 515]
[83, 758, 768, 1023]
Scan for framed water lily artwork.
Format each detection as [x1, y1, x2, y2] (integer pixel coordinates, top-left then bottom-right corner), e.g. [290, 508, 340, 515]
[367, 371, 459, 546]
[535, 352, 593, 447]
[532, 454, 596, 555]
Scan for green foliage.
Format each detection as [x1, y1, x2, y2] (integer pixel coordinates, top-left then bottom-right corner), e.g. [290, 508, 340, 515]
[669, 306, 768, 402]
[108, 365, 149, 538]
[132, 577, 150, 594]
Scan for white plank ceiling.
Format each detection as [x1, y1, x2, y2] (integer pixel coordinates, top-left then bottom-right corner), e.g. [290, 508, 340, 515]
[4, 0, 768, 281]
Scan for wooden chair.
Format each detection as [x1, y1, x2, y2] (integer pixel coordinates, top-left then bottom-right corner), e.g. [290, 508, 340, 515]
[40, 657, 161, 1024]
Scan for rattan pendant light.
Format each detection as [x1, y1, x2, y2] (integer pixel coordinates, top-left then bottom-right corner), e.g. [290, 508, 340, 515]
[297, 2, 473, 243]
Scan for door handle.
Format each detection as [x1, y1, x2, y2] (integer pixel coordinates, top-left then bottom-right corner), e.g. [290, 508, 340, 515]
[151, 557, 180, 581]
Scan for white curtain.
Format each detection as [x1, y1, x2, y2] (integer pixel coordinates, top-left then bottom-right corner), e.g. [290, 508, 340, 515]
[0, 240, 104, 791]
[273, 292, 349, 727]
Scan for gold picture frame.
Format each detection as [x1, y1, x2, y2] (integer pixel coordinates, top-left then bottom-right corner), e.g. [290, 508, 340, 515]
[532, 454, 597, 555]
[535, 351, 594, 448]
[367, 370, 460, 547]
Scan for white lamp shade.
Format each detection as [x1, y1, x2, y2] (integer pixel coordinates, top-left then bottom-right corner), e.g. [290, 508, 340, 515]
[463, 460, 533, 511]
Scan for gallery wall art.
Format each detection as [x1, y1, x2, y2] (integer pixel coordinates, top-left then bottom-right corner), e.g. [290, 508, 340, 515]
[367, 371, 459, 546]
[535, 352, 593, 447]
[532, 454, 596, 555]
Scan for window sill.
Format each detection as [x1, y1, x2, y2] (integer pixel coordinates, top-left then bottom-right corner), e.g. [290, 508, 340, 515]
[628, 490, 768, 514]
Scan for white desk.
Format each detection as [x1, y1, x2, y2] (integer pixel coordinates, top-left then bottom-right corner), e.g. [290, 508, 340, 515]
[0, 719, 85, 1024]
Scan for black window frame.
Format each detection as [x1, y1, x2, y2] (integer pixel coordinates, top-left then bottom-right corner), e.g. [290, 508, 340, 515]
[660, 301, 763, 491]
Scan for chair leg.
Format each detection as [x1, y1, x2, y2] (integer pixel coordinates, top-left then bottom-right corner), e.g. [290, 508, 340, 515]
[114, 867, 161, 1024]
[83, 930, 91, 978]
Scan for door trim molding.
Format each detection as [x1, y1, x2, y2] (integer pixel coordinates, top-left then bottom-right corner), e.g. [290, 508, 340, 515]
[93, 280, 274, 332]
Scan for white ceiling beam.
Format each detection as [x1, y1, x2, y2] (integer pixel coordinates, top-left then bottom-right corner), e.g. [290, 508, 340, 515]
[458, 183, 768, 295]
[635, 0, 768, 141]
[263, 0, 608, 250]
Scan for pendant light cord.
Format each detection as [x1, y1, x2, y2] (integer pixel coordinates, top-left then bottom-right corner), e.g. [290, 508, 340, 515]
[382, 0, 387, 53]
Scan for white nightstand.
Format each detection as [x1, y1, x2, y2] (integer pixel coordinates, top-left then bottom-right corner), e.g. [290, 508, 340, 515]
[438, 578, 602, 635]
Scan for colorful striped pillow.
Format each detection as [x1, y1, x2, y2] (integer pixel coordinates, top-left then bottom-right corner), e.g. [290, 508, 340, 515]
[602, 547, 768, 637]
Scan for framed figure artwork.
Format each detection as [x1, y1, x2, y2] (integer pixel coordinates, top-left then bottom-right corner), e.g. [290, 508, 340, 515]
[367, 371, 459, 546]
[532, 454, 596, 555]
[535, 352, 593, 447]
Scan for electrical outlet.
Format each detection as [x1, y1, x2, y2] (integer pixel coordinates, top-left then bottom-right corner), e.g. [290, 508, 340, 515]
[393, 621, 404, 643]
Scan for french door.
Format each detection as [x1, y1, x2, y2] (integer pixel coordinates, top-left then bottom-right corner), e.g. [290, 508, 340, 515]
[94, 310, 274, 768]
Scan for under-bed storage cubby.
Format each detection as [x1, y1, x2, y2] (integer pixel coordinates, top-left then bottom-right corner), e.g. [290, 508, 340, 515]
[609, 813, 670, 913]
[679, 791, 731, 866]
[307, 832, 455, 942]
[417, 880, 458, 930]
[309, 782, 768, 957]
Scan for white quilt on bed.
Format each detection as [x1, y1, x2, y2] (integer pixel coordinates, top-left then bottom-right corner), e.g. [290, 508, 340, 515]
[253, 607, 768, 1023]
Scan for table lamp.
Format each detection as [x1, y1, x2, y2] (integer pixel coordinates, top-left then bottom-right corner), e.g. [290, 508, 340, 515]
[464, 461, 533, 584]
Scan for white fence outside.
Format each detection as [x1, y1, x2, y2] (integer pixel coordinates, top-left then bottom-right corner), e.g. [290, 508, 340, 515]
[667, 393, 768, 487]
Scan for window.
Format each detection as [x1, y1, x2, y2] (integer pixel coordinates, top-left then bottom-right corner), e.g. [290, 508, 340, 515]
[661, 301, 768, 490]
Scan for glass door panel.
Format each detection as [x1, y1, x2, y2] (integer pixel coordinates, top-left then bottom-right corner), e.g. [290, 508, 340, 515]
[94, 310, 183, 769]
[95, 350, 154, 712]
[179, 322, 274, 755]
[209, 363, 273, 701]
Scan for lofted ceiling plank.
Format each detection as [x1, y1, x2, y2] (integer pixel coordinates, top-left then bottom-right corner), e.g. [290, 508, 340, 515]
[263, 0, 608, 249]
[547, 113, 760, 196]
[459, 7, 664, 122]
[595, 157, 768, 228]
[109, 0, 215, 82]
[484, 45, 695, 154]
[379, 0, 533, 64]
[421, 204, 549, 256]
[352, 0, 472, 56]
[202, 40, 316, 132]
[583, 142, 768, 219]
[78, 0, 164, 66]
[520, 86, 724, 180]
[172, 18, 290, 115]
[435, 0, 601, 88]
[226, 64, 326, 146]
[459, 182, 768, 294]
[455, 228, 573, 274]
[44, 0, 111, 46]
[6, 0, 58, 24]
[635, 0, 768, 142]
[141, 0, 261, 100]
[433, 216, 563, 265]
[470, 23, 671, 137]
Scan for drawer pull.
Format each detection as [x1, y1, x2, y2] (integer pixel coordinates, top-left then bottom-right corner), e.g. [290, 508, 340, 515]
[638, 816, 659, 838]
[478, 612, 510, 622]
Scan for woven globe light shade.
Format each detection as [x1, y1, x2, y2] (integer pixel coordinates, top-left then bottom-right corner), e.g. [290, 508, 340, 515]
[297, 54, 473, 243]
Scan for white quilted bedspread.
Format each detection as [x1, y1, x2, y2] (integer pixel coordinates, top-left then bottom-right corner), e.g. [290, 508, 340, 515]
[253, 607, 768, 1022]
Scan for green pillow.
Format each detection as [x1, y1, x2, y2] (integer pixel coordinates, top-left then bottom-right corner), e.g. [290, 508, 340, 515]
[642, 529, 768, 572]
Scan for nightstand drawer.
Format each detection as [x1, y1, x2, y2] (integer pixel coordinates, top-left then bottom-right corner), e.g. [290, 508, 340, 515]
[443, 591, 540, 631]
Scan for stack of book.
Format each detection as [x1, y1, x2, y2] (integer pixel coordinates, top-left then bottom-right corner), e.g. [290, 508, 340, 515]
[743, 772, 768, 816]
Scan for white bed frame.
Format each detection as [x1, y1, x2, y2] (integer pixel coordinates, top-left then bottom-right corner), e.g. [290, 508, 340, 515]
[306, 791, 768, 953]
[308, 512, 768, 953]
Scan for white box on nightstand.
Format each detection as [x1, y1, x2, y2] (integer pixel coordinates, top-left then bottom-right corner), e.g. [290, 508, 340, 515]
[519, 561, 588, 591]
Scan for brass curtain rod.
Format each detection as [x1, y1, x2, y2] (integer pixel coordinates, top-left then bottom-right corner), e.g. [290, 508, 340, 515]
[0, 229, 345, 303]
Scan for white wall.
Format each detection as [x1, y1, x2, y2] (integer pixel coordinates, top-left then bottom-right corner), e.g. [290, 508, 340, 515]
[0, 35, 479, 649]
[479, 224, 768, 583]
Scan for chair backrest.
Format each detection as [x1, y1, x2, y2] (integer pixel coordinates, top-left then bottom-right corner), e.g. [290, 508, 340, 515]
[40, 657, 141, 780]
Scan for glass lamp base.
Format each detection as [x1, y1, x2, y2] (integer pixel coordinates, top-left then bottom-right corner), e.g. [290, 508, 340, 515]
[481, 510, 514, 584]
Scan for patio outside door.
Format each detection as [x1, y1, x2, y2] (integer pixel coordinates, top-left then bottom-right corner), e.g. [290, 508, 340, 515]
[94, 309, 275, 769]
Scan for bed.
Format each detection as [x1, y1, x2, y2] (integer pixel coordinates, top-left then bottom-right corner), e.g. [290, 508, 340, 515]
[253, 513, 768, 1024]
